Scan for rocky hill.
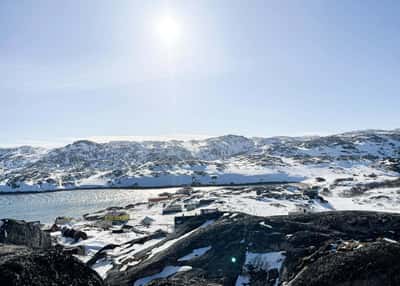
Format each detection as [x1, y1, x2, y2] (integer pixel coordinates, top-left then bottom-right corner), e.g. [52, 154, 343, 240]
[104, 211, 400, 286]
[0, 219, 104, 286]
[0, 129, 399, 192]
[0, 244, 104, 286]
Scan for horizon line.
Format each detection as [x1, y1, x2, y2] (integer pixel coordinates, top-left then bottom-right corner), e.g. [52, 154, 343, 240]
[1, 128, 399, 149]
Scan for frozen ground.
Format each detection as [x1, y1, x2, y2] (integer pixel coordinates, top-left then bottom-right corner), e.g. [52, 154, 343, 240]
[45, 174, 400, 280]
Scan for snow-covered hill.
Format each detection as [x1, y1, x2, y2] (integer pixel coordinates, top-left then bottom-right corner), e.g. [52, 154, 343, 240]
[1, 129, 399, 192]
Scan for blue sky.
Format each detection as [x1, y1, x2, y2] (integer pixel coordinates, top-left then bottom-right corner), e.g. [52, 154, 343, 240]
[1, 0, 399, 146]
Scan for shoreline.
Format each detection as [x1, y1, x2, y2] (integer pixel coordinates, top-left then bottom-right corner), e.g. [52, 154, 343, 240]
[0, 180, 300, 196]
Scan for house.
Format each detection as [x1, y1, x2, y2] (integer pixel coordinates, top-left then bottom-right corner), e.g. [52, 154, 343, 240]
[162, 204, 183, 215]
[172, 194, 187, 200]
[140, 216, 155, 227]
[176, 187, 193, 195]
[184, 202, 199, 211]
[55, 216, 73, 225]
[199, 198, 215, 206]
[200, 208, 219, 215]
[174, 209, 223, 231]
[104, 211, 130, 223]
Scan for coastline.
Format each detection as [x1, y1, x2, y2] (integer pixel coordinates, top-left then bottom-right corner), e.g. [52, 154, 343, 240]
[0, 180, 300, 196]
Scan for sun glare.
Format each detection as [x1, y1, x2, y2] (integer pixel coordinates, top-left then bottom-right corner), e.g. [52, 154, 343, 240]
[156, 15, 181, 47]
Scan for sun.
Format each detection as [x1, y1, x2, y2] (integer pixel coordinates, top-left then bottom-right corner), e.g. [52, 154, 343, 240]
[156, 15, 181, 47]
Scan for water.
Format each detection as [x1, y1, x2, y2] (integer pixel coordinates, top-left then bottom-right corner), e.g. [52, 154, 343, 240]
[0, 188, 179, 223]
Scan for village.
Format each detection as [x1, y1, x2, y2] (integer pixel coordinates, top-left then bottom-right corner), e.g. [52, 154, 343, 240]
[45, 183, 329, 279]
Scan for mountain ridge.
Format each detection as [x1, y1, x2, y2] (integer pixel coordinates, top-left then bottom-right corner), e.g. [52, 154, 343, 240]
[1, 129, 399, 192]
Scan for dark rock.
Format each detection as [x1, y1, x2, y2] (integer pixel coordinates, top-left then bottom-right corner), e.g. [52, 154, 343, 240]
[0, 243, 104, 286]
[0, 219, 51, 249]
[61, 227, 88, 243]
[106, 211, 400, 286]
[287, 241, 400, 286]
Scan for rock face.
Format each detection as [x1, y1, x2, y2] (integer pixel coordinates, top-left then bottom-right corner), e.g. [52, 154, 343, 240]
[106, 211, 400, 286]
[0, 219, 51, 249]
[287, 241, 400, 286]
[0, 244, 104, 286]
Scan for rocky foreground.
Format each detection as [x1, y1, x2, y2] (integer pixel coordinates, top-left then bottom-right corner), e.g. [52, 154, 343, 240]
[2, 211, 400, 286]
[0, 244, 104, 286]
[0, 219, 104, 286]
[105, 211, 400, 286]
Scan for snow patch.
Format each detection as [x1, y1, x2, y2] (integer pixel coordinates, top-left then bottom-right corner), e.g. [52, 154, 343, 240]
[133, 265, 192, 286]
[92, 259, 113, 279]
[259, 222, 273, 229]
[235, 275, 250, 286]
[244, 251, 286, 272]
[383, 237, 398, 244]
[178, 246, 211, 261]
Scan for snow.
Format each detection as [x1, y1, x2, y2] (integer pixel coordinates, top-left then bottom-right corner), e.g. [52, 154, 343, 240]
[133, 266, 192, 286]
[236, 251, 286, 286]
[149, 222, 209, 258]
[111, 238, 164, 264]
[178, 246, 211, 261]
[2, 129, 399, 193]
[235, 275, 250, 286]
[91, 259, 113, 279]
[244, 251, 286, 272]
[259, 222, 273, 229]
[2, 130, 400, 283]
[200, 220, 215, 228]
[325, 188, 400, 214]
[383, 237, 398, 244]
[63, 229, 139, 256]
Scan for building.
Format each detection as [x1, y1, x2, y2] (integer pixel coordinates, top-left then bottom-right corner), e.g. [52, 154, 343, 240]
[174, 209, 223, 231]
[162, 204, 183, 215]
[176, 186, 193, 195]
[184, 202, 199, 211]
[105, 211, 130, 223]
[199, 198, 215, 206]
[55, 216, 73, 225]
[200, 208, 219, 215]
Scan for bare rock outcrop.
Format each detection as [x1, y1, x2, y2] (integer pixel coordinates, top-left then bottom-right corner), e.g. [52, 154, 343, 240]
[0, 244, 104, 286]
[106, 211, 400, 286]
[0, 219, 51, 249]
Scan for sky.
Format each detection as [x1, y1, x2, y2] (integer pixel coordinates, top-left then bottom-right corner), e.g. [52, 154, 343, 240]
[1, 0, 400, 147]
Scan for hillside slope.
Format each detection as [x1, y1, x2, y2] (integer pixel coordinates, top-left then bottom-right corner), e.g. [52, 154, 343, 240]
[1, 129, 399, 192]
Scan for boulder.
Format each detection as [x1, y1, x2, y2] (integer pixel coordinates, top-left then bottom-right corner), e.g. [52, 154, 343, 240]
[0, 219, 51, 249]
[0, 243, 104, 286]
[61, 227, 88, 243]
